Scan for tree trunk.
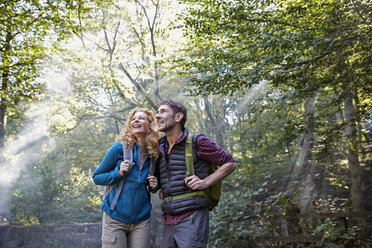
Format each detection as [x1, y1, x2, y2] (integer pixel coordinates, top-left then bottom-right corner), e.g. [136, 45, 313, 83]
[0, 103, 6, 149]
[203, 97, 224, 148]
[238, 115, 246, 158]
[283, 96, 318, 214]
[298, 95, 318, 213]
[354, 94, 368, 158]
[133, 0, 162, 102]
[193, 99, 206, 133]
[344, 93, 363, 213]
[0, 26, 12, 149]
[218, 97, 226, 148]
[300, 96, 316, 164]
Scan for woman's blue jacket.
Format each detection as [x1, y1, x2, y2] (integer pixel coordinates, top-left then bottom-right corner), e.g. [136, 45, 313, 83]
[92, 142, 156, 224]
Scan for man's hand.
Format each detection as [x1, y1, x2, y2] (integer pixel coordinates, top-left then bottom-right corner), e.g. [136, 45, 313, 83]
[184, 162, 237, 191]
[119, 160, 133, 177]
[147, 175, 158, 190]
[184, 175, 209, 190]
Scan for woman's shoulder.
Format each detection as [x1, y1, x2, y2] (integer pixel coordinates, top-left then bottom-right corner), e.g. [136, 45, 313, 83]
[113, 141, 137, 151]
[111, 141, 124, 150]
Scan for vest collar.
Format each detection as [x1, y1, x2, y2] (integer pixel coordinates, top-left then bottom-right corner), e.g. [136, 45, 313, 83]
[159, 128, 189, 151]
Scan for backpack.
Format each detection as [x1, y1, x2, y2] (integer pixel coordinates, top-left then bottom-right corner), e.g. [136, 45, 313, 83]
[163, 134, 222, 210]
[186, 134, 222, 210]
[102, 141, 155, 210]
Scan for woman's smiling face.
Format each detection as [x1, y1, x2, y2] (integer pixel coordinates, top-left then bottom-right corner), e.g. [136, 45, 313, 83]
[130, 111, 150, 137]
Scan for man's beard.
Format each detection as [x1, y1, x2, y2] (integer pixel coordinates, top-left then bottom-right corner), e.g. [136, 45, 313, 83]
[159, 120, 177, 133]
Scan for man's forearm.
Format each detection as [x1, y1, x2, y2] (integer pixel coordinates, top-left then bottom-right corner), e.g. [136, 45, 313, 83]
[204, 162, 236, 187]
[184, 162, 236, 190]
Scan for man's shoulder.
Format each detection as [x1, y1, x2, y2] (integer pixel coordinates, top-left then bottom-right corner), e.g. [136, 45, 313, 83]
[191, 133, 212, 144]
[191, 133, 204, 139]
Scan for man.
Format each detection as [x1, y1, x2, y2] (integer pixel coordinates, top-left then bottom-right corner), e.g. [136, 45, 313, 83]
[155, 99, 236, 248]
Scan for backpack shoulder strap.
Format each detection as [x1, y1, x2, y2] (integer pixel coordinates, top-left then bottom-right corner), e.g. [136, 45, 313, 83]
[102, 185, 110, 201]
[185, 134, 194, 177]
[108, 142, 132, 210]
[122, 142, 133, 163]
[185, 133, 204, 177]
[149, 158, 155, 176]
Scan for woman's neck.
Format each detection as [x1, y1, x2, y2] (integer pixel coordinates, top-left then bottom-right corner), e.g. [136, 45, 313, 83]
[136, 135, 147, 153]
[136, 135, 148, 168]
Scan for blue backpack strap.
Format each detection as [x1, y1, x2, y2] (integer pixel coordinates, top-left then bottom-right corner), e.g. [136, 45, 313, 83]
[109, 142, 132, 210]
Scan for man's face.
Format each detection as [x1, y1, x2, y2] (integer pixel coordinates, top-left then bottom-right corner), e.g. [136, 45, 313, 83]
[156, 104, 177, 132]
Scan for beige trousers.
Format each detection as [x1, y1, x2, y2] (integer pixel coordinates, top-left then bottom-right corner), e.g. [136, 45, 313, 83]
[101, 212, 151, 248]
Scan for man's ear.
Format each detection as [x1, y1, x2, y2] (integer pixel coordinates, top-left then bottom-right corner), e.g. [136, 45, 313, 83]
[175, 112, 184, 123]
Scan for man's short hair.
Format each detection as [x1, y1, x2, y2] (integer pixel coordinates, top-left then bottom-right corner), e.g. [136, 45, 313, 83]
[160, 99, 187, 130]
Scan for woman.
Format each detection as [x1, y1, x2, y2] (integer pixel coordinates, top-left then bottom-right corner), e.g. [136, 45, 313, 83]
[92, 107, 160, 248]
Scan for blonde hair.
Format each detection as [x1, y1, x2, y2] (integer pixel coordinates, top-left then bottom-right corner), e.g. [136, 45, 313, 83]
[116, 107, 160, 160]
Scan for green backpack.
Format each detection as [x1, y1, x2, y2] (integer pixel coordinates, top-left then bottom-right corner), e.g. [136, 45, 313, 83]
[164, 134, 222, 210]
[186, 134, 222, 209]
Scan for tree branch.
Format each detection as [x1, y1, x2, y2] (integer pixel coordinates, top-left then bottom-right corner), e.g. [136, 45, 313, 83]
[351, 0, 369, 26]
[118, 63, 157, 109]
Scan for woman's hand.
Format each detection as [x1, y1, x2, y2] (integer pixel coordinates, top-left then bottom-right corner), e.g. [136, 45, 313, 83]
[159, 190, 164, 200]
[147, 175, 158, 190]
[119, 160, 133, 177]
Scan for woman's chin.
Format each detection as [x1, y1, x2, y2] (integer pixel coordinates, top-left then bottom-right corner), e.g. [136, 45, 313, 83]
[132, 130, 148, 137]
